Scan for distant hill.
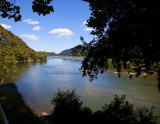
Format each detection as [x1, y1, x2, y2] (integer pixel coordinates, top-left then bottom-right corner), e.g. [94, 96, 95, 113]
[59, 49, 72, 56]
[47, 52, 57, 56]
[0, 25, 47, 61]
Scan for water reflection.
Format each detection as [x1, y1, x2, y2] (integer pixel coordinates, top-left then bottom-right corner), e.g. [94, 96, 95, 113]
[12, 57, 160, 121]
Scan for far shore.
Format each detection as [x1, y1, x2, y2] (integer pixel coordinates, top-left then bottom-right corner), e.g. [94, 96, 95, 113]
[58, 56, 85, 58]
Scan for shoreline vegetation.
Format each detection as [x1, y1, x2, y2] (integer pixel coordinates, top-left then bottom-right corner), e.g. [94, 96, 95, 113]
[56, 55, 158, 81]
[59, 56, 84, 58]
[0, 83, 44, 124]
[0, 84, 159, 124]
[0, 25, 48, 84]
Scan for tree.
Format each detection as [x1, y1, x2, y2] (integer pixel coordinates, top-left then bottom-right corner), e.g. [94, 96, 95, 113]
[50, 89, 158, 124]
[81, 0, 160, 90]
[94, 95, 158, 124]
[50, 89, 83, 124]
[0, 25, 48, 84]
[0, 42, 18, 84]
[0, 0, 54, 22]
[71, 39, 88, 56]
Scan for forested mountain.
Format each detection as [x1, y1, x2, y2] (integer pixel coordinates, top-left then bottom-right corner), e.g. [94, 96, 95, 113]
[59, 45, 88, 56]
[47, 52, 57, 56]
[0, 25, 47, 61]
[0, 25, 47, 84]
[71, 44, 88, 56]
[59, 49, 72, 56]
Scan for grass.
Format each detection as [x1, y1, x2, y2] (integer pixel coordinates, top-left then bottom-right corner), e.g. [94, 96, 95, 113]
[0, 84, 44, 124]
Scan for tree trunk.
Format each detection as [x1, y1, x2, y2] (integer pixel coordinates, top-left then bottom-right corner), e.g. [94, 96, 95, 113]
[0, 78, 3, 84]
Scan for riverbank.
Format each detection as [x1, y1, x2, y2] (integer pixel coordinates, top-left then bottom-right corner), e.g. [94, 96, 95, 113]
[112, 71, 157, 81]
[59, 56, 85, 58]
[0, 83, 44, 124]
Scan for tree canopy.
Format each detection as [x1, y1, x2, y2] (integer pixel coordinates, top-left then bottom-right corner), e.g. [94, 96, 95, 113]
[0, 0, 54, 21]
[80, 0, 160, 90]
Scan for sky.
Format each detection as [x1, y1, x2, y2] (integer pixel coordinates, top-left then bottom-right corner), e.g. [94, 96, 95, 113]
[0, 0, 95, 53]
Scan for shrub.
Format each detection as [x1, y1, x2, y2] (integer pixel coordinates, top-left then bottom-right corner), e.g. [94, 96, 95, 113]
[51, 90, 159, 124]
[51, 89, 83, 124]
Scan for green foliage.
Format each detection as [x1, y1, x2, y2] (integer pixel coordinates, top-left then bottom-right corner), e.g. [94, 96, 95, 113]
[81, 0, 160, 90]
[0, 41, 17, 84]
[0, 0, 21, 22]
[0, 0, 54, 21]
[37, 51, 48, 60]
[47, 52, 56, 56]
[0, 85, 44, 124]
[71, 40, 88, 56]
[0, 25, 47, 61]
[32, 0, 54, 16]
[100, 95, 158, 124]
[51, 89, 159, 124]
[51, 89, 83, 124]
[0, 25, 47, 84]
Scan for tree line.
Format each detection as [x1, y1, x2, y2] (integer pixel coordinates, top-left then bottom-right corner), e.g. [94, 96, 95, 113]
[0, 25, 47, 61]
[0, 25, 47, 84]
[49, 89, 159, 124]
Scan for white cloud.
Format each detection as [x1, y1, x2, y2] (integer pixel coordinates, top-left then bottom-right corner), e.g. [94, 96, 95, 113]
[32, 26, 41, 31]
[0, 24, 12, 29]
[84, 27, 94, 31]
[23, 19, 39, 25]
[28, 21, 39, 24]
[23, 19, 32, 22]
[20, 34, 39, 40]
[83, 21, 94, 32]
[48, 28, 74, 38]
[83, 21, 88, 25]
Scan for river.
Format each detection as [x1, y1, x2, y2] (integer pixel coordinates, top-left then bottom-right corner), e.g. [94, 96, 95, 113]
[13, 56, 160, 120]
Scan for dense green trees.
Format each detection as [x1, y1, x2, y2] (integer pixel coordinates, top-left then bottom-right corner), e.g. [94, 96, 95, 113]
[0, 0, 54, 21]
[51, 89, 83, 124]
[0, 25, 47, 61]
[0, 25, 47, 84]
[80, 0, 160, 90]
[0, 42, 17, 84]
[47, 52, 56, 56]
[51, 89, 158, 124]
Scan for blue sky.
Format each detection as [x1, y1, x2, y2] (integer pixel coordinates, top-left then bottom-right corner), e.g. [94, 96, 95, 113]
[0, 0, 94, 53]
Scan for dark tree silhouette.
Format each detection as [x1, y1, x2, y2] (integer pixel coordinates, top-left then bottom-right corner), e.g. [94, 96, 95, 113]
[50, 89, 159, 124]
[81, 0, 160, 90]
[0, 0, 54, 21]
[50, 89, 83, 124]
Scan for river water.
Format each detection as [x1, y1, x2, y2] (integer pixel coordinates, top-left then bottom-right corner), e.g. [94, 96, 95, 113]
[14, 56, 160, 120]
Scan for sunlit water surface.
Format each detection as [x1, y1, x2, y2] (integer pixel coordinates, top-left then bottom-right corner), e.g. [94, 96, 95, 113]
[14, 57, 160, 121]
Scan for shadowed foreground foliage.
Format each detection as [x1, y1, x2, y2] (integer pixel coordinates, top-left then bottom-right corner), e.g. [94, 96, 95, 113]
[0, 84, 43, 124]
[79, 0, 160, 91]
[51, 89, 159, 124]
[0, 0, 54, 21]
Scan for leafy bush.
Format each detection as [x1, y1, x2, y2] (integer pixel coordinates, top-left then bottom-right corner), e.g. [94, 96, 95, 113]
[51, 90, 159, 124]
[51, 89, 83, 124]
[99, 95, 158, 124]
